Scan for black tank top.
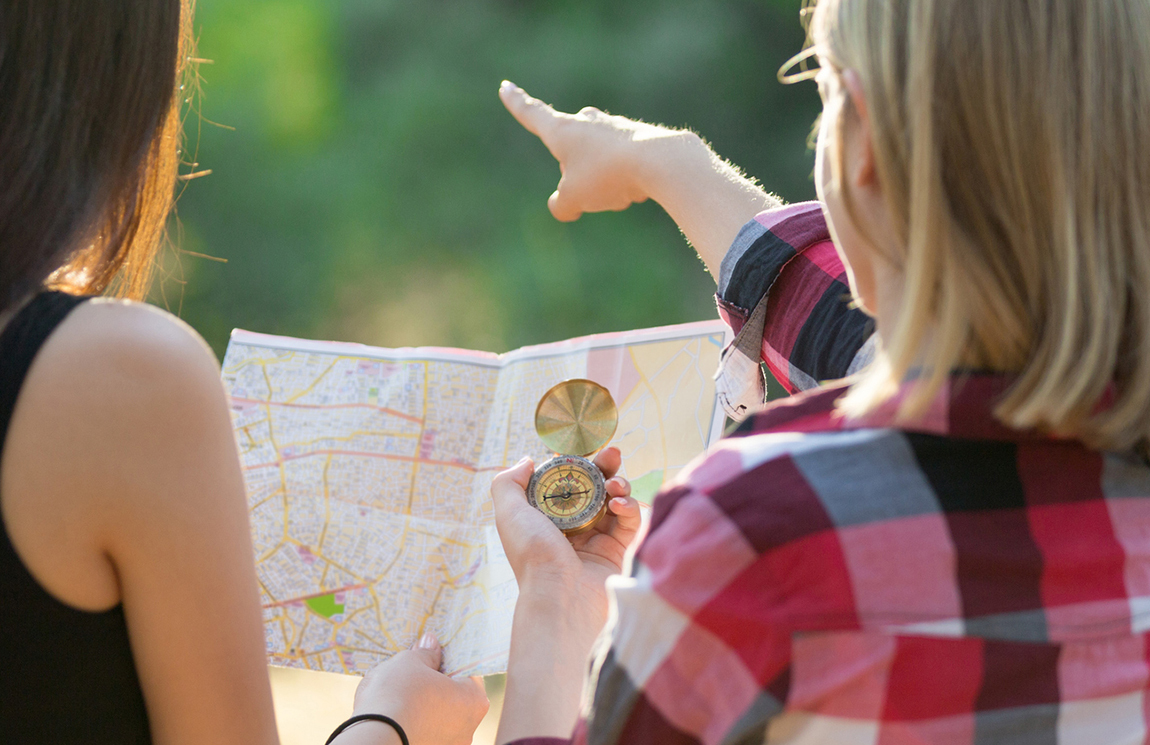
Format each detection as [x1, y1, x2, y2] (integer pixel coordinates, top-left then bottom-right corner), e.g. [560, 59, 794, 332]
[0, 292, 152, 743]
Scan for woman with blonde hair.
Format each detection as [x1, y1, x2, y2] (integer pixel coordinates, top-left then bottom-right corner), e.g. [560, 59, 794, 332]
[492, 0, 1150, 742]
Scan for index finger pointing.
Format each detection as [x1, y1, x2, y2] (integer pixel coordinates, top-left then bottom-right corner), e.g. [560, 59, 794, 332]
[499, 80, 564, 141]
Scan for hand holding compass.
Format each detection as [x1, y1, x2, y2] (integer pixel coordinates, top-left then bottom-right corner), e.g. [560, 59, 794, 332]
[527, 379, 618, 535]
[490, 390, 642, 741]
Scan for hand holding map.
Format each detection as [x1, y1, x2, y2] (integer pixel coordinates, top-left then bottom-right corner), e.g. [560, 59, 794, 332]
[222, 321, 730, 676]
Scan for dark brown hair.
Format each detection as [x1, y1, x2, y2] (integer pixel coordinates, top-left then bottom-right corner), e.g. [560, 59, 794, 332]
[0, 0, 193, 310]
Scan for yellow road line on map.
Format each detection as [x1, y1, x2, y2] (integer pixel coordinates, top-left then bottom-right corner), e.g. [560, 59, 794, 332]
[500, 401, 514, 468]
[339, 608, 381, 640]
[304, 549, 366, 587]
[296, 615, 313, 667]
[221, 351, 292, 376]
[254, 361, 292, 549]
[415, 584, 446, 641]
[318, 455, 333, 551]
[353, 626, 388, 651]
[371, 524, 409, 583]
[258, 577, 278, 604]
[230, 396, 424, 425]
[261, 363, 275, 404]
[245, 450, 484, 474]
[238, 422, 267, 454]
[286, 357, 341, 403]
[289, 430, 420, 447]
[367, 589, 397, 649]
[405, 362, 429, 514]
[250, 488, 286, 513]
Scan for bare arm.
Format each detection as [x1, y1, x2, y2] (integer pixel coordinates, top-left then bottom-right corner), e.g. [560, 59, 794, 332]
[4, 300, 279, 744]
[491, 451, 640, 744]
[2, 300, 487, 745]
[499, 81, 780, 280]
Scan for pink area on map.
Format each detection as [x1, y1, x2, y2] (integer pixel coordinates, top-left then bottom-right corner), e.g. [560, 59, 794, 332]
[587, 346, 641, 407]
[419, 430, 437, 458]
[230, 397, 259, 413]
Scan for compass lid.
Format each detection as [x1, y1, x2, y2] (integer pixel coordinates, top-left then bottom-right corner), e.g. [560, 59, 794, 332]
[534, 379, 618, 457]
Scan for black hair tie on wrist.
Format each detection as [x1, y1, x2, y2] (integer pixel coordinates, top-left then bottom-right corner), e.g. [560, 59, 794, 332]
[325, 713, 409, 745]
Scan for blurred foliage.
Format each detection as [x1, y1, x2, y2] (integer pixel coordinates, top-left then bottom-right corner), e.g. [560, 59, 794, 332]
[167, 0, 821, 357]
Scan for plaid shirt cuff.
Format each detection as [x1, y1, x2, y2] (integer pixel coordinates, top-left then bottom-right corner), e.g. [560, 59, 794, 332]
[716, 202, 874, 393]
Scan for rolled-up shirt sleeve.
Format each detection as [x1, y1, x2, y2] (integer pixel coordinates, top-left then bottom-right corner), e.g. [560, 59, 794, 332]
[716, 202, 875, 394]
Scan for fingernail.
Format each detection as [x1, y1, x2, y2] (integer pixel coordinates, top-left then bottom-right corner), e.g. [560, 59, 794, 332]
[501, 80, 515, 92]
[418, 633, 439, 650]
[516, 455, 531, 466]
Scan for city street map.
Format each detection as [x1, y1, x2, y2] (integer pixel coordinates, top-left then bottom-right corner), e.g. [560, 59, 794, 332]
[221, 321, 731, 677]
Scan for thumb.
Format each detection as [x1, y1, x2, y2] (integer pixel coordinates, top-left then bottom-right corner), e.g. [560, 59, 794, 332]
[493, 456, 534, 491]
[409, 632, 443, 671]
[491, 457, 535, 515]
[548, 183, 583, 223]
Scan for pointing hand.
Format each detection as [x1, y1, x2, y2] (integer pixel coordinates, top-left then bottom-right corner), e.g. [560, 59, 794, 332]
[499, 80, 685, 223]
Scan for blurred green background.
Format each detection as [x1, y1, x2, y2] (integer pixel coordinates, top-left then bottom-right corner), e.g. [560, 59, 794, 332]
[168, 0, 821, 357]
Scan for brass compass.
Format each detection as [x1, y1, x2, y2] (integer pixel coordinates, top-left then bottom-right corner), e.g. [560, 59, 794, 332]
[527, 379, 618, 535]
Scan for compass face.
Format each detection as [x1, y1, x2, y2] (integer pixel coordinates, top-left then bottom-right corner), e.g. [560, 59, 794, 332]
[527, 455, 608, 535]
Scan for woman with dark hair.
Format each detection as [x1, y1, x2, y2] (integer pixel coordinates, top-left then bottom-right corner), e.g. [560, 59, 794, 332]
[0, 3, 487, 743]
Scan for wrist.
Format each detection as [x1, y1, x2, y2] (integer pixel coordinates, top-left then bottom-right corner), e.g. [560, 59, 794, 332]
[633, 129, 708, 206]
[330, 719, 403, 745]
[501, 589, 601, 743]
[515, 581, 605, 655]
[518, 560, 580, 595]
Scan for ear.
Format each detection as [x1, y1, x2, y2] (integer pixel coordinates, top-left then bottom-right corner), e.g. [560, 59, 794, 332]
[840, 69, 877, 190]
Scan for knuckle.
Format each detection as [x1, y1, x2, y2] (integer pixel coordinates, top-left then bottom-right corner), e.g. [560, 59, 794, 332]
[578, 106, 602, 118]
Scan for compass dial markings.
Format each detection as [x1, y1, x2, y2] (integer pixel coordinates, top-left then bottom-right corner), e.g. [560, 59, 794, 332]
[527, 455, 607, 533]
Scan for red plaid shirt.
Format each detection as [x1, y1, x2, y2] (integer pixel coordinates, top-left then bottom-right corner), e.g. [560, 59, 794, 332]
[512, 207, 1150, 744]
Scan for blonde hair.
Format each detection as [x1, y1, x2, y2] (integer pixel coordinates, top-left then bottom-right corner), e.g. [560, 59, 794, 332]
[802, 0, 1150, 452]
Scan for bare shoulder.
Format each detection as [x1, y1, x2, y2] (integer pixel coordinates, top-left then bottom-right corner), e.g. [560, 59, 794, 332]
[11, 298, 231, 461]
[42, 298, 221, 390]
[13, 298, 236, 491]
[2, 299, 242, 609]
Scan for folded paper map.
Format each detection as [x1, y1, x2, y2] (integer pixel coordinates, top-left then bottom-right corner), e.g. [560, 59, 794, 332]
[221, 321, 730, 676]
